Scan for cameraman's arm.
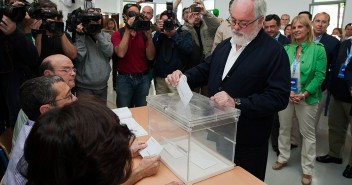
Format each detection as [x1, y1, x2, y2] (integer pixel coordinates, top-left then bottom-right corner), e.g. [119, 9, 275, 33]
[114, 28, 131, 58]
[74, 23, 87, 62]
[60, 33, 77, 60]
[202, 11, 220, 36]
[173, 0, 181, 10]
[31, 20, 43, 56]
[145, 30, 155, 61]
[74, 34, 87, 62]
[1, 16, 39, 67]
[172, 30, 192, 54]
[96, 32, 113, 59]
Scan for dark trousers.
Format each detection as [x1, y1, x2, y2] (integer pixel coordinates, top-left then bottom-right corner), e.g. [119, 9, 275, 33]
[271, 113, 280, 152]
[234, 142, 269, 181]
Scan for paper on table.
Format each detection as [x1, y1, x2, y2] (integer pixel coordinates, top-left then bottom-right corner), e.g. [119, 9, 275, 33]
[164, 143, 185, 159]
[177, 75, 193, 106]
[191, 151, 217, 169]
[112, 107, 147, 137]
[112, 107, 132, 120]
[120, 118, 148, 137]
[139, 137, 163, 158]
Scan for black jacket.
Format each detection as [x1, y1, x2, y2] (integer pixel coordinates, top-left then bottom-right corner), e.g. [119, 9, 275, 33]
[331, 39, 352, 103]
[185, 29, 291, 146]
[319, 32, 340, 91]
[153, 29, 193, 78]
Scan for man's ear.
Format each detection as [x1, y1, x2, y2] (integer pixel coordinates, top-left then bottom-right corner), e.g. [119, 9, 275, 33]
[39, 104, 52, 114]
[43, 70, 54, 76]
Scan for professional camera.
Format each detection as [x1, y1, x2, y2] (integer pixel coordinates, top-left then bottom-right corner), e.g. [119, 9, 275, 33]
[127, 11, 150, 31]
[66, 8, 103, 35]
[163, 1, 174, 31]
[23, 0, 64, 35]
[0, 2, 26, 22]
[191, 6, 201, 12]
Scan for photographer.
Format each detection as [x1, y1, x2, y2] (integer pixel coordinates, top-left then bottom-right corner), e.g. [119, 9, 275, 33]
[182, 0, 220, 96]
[74, 8, 113, 101]
[0, 1, 39, 132]
[30, 0, 77, 62]
[111, 3, 155, 108]
[153, 10, 192, 94]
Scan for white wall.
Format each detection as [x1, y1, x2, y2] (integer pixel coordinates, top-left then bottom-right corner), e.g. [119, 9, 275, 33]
[50, 0, 352, 28]
[215, 0, 351, 28]
[214, 0, 310, 20]
[343, 0, 352, 26]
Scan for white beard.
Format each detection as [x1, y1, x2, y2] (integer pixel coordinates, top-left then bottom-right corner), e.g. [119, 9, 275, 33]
[232, 26, 261, 46]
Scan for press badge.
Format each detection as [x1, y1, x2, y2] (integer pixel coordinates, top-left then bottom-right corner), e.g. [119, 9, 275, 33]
[291, 78, 298, 94]
[338, 64, 346, 78]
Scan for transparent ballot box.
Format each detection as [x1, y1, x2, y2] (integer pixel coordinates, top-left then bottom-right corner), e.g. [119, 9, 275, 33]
[147, 93, 240, 184]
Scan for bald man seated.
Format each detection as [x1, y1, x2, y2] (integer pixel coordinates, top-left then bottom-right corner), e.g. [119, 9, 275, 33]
[12, 54, 76, 146]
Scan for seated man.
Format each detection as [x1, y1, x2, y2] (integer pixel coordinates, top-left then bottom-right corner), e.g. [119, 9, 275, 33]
[4, 75, 77, 185]
[12, 54, 76, 146]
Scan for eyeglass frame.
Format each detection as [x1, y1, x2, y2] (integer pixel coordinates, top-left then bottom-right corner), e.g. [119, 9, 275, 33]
[46, 92, 75, 105]
[227, 16, 263, 28]
[53, 68, 77, 74]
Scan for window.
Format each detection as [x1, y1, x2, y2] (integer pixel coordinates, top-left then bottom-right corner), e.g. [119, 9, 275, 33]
[310, 0, 345, 34]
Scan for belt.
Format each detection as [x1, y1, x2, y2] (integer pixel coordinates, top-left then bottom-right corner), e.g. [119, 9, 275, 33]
[118, 71, 148, 76]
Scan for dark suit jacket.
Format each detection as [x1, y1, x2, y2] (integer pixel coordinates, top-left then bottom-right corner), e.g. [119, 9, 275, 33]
[185, 29, 291, 146]
[331, 39, 352, 103]
[319, 32, 340, 91]
[277, 33, 290, 46]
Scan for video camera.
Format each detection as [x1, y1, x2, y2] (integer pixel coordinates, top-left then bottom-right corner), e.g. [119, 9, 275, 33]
[66, 7, 103, 35]
[0, 1, 26, 23]
[23, 0, 64, 35]
[163, 1, 174, 31]
[127, 11, 150, 31]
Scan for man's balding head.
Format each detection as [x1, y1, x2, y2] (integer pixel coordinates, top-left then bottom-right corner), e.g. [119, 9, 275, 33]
[40, 54, 76, 89]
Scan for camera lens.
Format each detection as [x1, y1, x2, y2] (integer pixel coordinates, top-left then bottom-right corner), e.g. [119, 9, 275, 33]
[128, 11, 137, 17]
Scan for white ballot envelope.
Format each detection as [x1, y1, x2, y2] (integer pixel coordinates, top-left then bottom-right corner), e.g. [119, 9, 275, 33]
[177, 75, 193, 106]
[139, 137, 163, 158]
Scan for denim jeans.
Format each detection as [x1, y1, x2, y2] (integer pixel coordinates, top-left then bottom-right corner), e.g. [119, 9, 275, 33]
[115, 74, 150, 108]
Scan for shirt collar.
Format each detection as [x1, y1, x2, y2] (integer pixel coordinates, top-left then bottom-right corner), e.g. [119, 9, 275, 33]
[275, 33, 280, 41]
[314, 34, 323, 42]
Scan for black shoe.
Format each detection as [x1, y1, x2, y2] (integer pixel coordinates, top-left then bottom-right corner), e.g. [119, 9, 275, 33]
[316, 154, 342, 164]
[343, 165, 352, 178]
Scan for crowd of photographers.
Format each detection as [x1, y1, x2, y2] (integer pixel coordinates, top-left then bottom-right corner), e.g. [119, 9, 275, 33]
[1, 0, 221, 133]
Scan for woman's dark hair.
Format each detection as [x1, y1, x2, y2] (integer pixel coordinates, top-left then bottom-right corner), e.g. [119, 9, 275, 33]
[284, 24, 291, 32]
[24, 97, 135, 185]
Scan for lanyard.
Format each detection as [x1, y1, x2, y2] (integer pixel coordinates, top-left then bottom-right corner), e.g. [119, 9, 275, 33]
[346, 43, 352, 66]
[292, 57, 300, 76]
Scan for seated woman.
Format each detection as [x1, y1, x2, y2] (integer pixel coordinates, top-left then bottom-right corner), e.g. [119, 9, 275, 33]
[23, 98, 134, 185]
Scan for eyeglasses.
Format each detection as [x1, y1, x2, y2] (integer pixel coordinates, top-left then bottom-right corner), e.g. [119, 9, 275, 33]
[48, 92, 75, 104]
[227, 16, 262, 28]
[54, 68, 77, 74]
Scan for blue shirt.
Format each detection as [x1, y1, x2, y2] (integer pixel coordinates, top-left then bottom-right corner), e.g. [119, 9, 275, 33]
[4, 120, 34, 185]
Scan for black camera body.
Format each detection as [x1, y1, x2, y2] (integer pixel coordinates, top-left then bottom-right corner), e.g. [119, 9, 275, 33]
[127, 11, 150, 31]
[24, 0, 64, 35]
[163, 2, 174, 31]
[66, 8, 103, 35]
[191, 6, 201, 13]
[0, 3, 26, 23]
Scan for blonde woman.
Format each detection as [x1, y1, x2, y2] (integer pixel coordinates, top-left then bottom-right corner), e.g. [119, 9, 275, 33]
[272, 15, 327, 185]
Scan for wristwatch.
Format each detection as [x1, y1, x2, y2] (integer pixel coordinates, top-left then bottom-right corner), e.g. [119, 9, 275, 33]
[234, 98, 241, 106]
